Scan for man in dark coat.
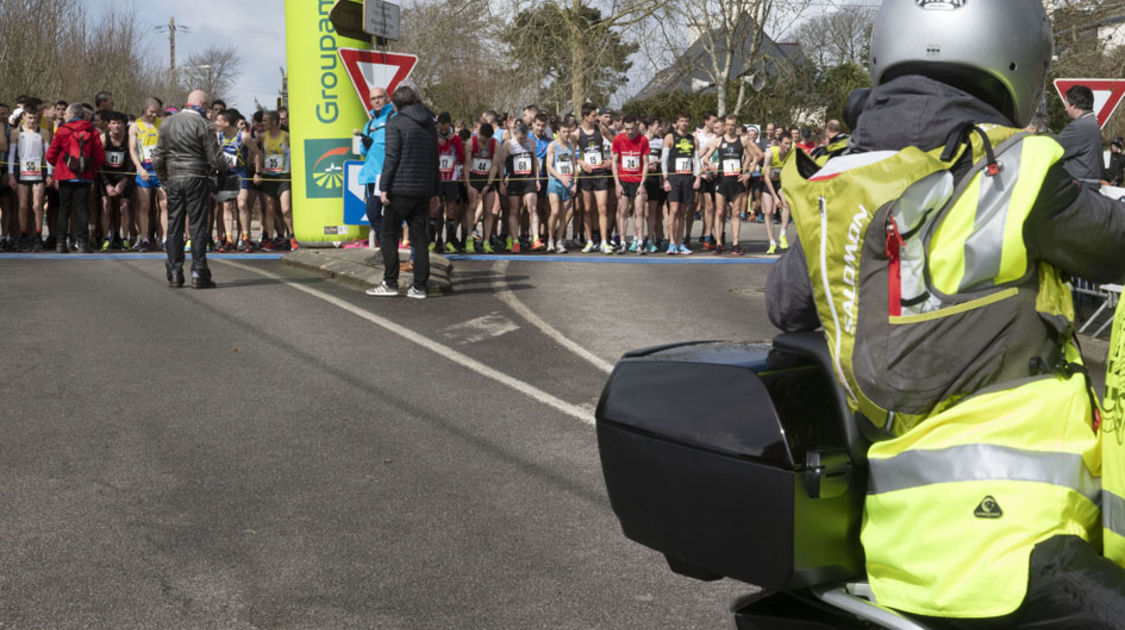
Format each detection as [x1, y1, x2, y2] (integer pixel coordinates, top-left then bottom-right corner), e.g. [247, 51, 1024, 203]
[369, 84, 439, 299]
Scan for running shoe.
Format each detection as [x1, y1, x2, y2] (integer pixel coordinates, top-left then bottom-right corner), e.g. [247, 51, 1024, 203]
[779, 232, 789, 250]
[531, 238, 546, 252]
[731, 245, 744, 256]
[406, 286, 427, 300]
[289, 237, 300, 251]
[755, 215, 765, 224]
[713, 245, 723, 255]
[365, 281, 399, 297]
[445, 242, 458, 254]
[600, 242, 614, 254]
[506, 236, 515, 252]
[260, 239, 276, 252]
[101, 238, 112, 252]
[667, 243, 677, 255]
[767, 242, 778, 255]
[511, 241, 521, 254]
[628, 239, 639, 253]
[555, 241, 567, 254]
[582, 241, 595, 253]
[482, 241, 494, 254]
[43, 235, 57, 250]
[678, 244, 692, 255]
[465, 240, 476, 254]
[428, 242, 436, 253]
[184, 239, 192, 252]
[29, 237, 44, 252]
[237, 239, 253, 253]
[703, 236, 715, 251]
[646, 241, 659, 254]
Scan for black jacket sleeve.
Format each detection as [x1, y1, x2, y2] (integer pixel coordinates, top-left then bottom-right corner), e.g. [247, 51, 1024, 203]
[381, 118, 402, 194]
[765, 236, 821, 332]
[1025, 161, 1125, 284]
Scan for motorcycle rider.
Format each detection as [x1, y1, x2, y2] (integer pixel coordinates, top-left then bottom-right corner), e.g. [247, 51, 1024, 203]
[766, 1, 1125, 627]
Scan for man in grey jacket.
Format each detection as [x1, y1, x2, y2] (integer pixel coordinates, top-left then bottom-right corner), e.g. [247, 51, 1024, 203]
[368, 84, 439, 299]
[153, 89, 227, 288]
[1056, 84, 1104, 188]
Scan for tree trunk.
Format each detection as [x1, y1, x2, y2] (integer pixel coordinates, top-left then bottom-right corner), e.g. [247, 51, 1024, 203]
[570, 0, 586, 113]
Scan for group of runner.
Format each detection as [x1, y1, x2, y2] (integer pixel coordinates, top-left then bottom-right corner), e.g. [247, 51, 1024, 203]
[430, 105, 845, 256]
[0, 91, 296, 254]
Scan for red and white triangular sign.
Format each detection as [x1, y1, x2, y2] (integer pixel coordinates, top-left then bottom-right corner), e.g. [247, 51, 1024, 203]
[338, 48, 418, 118]
[1054, 78, 1125, 129]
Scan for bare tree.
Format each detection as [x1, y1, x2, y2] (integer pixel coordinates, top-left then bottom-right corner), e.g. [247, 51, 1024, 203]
[644, 0, 813, 117]
[179, 46, 244, 106]
[794, 6, 876, 70]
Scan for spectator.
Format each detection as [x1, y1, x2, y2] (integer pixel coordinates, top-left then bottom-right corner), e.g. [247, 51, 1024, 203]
[94, 91, 114, 113]
[152, 89, 227, 288]
[1056, 84, 1103, 188]
[45, 103, 105, 253]
[368, 84, 439, 299]
[358, 86, 394, 246]
[1105, 137, 1125, 187]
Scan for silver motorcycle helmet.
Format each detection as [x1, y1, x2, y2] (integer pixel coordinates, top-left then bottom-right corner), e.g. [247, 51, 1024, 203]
[869, 0, 1053, 128]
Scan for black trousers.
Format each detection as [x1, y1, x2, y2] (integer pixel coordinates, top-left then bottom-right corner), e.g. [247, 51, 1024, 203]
[380, 194, 429, 290]
[165, 176, 211, 279]
[916, 535, 1125, 630]
[365, 183, 383, 246]
[57, 181, 91, 244]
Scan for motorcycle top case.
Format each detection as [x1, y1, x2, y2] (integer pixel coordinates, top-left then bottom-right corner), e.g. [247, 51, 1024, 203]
[595, 337, 865, 591]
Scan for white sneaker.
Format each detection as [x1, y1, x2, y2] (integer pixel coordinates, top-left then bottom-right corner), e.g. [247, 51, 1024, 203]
[582, 241, 595, 253]
[555, 241, 567, 254]
[406, 286, 427, 299]
[600, 242, 615, 254]
[366, 281, 400, 297]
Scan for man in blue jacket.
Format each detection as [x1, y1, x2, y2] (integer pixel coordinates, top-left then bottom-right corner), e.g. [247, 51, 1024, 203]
[359, 86, 394, 245]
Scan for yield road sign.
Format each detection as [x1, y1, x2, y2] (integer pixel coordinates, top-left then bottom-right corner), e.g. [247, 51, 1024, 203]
[1053, 78, 1125, 129]
[338, 48, 418, 118]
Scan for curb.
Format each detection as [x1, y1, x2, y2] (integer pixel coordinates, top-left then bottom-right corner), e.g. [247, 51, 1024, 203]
[280, 247, 452, 295]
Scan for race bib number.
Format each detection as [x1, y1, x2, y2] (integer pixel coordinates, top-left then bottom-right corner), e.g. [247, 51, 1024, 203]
[141, 144, 156, 164]
[264, 154, 285, 174]
[513, 155, 532, 175]
[674, 157, 692, 174]
[471, 158, 491, 174]
[223, 152, 239, 168]
[622, 155, 641, 172]
[585, 148, 603, 167]
[557, 160, 573, 176]
[20, 159, 41, 179]
[439, 154, 455, 173]
[106, 150, 125, 168]
[723, 159, 742, 177]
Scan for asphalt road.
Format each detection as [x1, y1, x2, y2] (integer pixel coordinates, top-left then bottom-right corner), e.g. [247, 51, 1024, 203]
[0, 252, 780, 629]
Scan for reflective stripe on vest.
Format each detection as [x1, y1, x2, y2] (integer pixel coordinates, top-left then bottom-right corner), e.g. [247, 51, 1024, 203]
[1106, 490, 1125, 537]
[929, 135, 1062, 295]
[869, 443, 1101, 504]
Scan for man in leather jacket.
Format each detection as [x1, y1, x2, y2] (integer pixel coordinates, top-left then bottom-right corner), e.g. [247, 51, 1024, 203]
[153, 89, 227, 288]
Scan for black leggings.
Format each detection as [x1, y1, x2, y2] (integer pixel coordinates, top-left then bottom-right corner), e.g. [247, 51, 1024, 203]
[57, 181, 91, 243]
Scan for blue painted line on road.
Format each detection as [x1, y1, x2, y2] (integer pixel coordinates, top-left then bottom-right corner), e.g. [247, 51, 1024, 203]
[445, 254, 778, 264]
[0, 253, 285, 261]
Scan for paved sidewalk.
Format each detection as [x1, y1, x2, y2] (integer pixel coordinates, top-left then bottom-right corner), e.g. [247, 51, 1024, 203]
[281, 247, 453, 294]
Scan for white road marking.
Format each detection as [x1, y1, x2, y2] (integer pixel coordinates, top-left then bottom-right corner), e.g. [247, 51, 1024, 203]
[219, 260, 595, 425]
[441, 311, 519, 345]
[490, 261, 614, 374]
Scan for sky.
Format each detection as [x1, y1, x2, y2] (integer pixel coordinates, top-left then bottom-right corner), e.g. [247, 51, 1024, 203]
[88, 0, 287, 111]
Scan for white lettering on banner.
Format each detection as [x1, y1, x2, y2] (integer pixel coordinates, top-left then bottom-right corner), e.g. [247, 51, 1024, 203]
[675, 157, 692, 174]
[514, 155, 532, 175]
[841, 206, 868, 335]
[471, 158, 491, 174]
[622, 155, 640, 171]
[723, 159, 741, 176]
